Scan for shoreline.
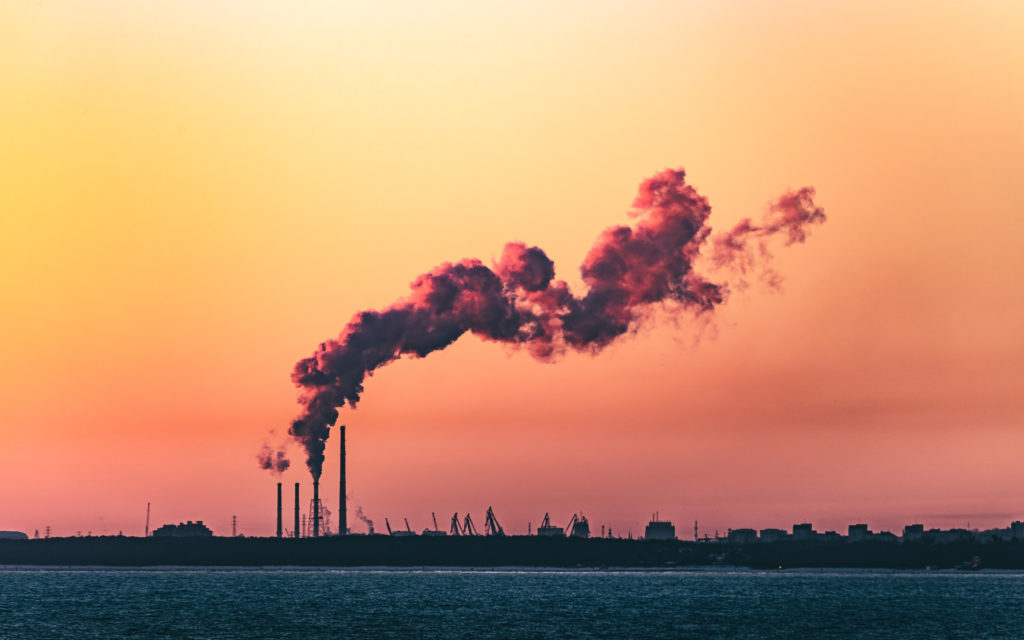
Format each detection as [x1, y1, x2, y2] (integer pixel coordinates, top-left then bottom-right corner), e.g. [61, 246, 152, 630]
[3, 536, 1023, 570]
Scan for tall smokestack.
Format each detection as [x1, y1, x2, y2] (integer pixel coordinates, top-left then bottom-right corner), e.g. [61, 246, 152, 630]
[294, 482, 300, 539]
[339, 425, 346, 536]
[276, 482, 282, 538]
[313, 480, 320, 538]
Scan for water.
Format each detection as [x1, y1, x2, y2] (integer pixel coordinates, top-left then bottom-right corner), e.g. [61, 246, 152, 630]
[2, 567, 1023, 639]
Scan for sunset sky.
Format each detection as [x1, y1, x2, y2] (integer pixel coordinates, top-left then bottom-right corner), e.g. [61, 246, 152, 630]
[2, 0, 1023, 539]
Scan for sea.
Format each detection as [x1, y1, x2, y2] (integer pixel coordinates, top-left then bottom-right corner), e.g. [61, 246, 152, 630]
[1, 567, 1023, 639]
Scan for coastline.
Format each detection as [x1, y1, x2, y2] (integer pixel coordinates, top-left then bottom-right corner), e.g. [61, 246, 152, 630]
[4, 536, 1023, 570]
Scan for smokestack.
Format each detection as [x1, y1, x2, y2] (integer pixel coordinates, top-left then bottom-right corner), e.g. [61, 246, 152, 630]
[294, 482, 300, 539]
[313, 480, 320, 538]
[339, 425, 346, 536]
[276, 482, 282, 538]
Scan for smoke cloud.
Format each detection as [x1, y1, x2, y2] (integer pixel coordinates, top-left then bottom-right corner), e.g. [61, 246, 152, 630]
[284, 168, 825, 479]
[257, 444, 290, 475]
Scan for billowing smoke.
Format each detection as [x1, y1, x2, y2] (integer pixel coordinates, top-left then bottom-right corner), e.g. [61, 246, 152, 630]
[284, 168, 825, 478]
[257, 444, 290, 475]
[355, 506, 374, 534]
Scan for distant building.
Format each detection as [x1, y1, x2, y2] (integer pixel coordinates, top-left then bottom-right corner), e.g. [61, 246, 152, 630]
[792, 523, 816, 541]
[727, 528, 757, 544]
[848, 524, 873, 542]
[930, 528, 970, 544]
[902, 524, 924, 542]
[1012, 521, 1024, 540]
[644, 519, 676, 541]
[0, 531, 28, 540]
[569, 515, 590, 539]
[759, 528, 788, 543]
[975, 528, 1013, 543]
[152, 520, 213, 538]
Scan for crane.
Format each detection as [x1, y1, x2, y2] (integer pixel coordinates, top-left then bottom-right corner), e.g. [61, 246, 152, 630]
[484, 506, 505, 536]
[450, 513, 462, 536]
[536, 512, 565, 536]
[462, 513, 479, 536]
[385, 517, 393, 536]
[422, 512, 447, 536]
[404, 518, 412, 533]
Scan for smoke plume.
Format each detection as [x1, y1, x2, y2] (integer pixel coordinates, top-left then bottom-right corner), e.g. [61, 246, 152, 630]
[257, 443, 290, 475]
[355, 506, 374, 534]
[284, 168, 825, 479]
[710, 186, 826, 289]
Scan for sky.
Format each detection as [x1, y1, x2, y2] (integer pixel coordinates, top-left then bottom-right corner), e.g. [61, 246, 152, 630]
[2, 0, 1022, 539]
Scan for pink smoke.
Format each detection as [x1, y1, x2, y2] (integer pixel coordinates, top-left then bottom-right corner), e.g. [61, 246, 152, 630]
[257, 444, 290, 475]
[280, 168, 825, 478]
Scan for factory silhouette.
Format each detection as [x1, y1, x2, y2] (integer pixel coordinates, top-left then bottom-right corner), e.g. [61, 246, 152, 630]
[152, 423, 1024, 553]
[6, 421, 1024, 571]
[7, 421, 1024, 573]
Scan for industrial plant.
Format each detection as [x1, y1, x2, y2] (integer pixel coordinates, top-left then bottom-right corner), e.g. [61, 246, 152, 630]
[5, 421, 1024, 572]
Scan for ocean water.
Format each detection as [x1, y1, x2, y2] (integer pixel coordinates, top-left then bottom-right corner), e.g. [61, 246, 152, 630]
[1, 567, 1023, 639]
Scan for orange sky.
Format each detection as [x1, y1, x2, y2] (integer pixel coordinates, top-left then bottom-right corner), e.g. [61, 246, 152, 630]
[2, 0, 1023, 538]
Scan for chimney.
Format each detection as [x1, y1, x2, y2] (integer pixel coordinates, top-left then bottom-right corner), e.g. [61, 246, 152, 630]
[339, 425, 347, 536]
[276, 482, 282, 538]
[313, 480, 320, 538]
[294, 482, 300, 539]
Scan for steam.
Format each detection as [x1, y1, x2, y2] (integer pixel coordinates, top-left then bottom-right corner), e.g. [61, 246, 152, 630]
[355, 506, 374, 534]
[283, 168, 825, 478]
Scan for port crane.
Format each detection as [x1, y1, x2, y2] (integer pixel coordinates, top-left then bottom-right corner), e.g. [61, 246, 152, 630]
[484, 507, 505, 536]
[536, 512, 567, 536]
[448, 512, 480, 535]
[462, 513, 479, 536]
[422, 512, 447, 536]
[385, 517, 416, 537]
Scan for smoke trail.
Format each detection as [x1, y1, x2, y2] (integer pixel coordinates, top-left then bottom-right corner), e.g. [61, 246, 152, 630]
[710, 187, 826, 289]
[256, 444, 290, 475]
[284, 168, 825, 478]
[355, 506, 374, 534]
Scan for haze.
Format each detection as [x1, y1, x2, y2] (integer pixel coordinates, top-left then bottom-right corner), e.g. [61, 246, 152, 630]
[1, 0, 1022, 538]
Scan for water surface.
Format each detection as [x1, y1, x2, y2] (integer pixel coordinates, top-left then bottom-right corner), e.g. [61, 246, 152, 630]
[2, 567, 1021, 639]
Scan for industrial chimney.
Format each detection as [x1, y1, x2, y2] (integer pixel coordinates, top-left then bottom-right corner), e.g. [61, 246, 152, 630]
[276, 482, 282, 538]
[339, 425, 347, 536]
[312, 480, 320, 538]
[294, 482, 300, 539]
